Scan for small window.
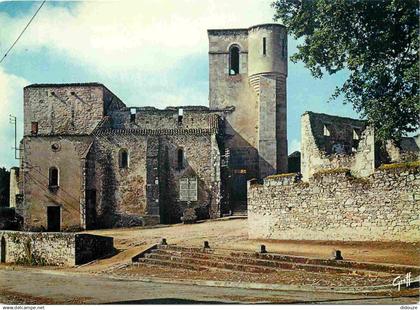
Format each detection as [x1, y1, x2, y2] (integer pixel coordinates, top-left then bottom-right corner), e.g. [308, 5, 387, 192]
[323, 124, 331, 137]
[49, 167, 59, 188]
[31, 122, 38, 135]
[282, 38, 287, 58]
[177, 148, 184, 169]
[130, 108, 136, 122]
[263, 37, 266, 55]
[119, 149, 129, 168]
[178, 108, 183, 125]
[229, 45, 240, 75]
[353, 128, 360, 140]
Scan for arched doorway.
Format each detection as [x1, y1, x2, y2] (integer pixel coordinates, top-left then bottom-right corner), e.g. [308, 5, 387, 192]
[0, 236, 6, 263]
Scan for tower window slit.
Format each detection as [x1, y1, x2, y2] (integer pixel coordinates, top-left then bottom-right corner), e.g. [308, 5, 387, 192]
[229, 46, 240, 75]
[263, 37, 266, 55]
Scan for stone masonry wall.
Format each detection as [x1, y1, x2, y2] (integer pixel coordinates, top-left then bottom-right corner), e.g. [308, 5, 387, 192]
[248, 164, 420, 242]
[23, 84, 125, 136]
[93, 134, 149, 228]
[159, 134, 221, 223]
[0, 231, 113, 266]
[0, 231, 75, 265]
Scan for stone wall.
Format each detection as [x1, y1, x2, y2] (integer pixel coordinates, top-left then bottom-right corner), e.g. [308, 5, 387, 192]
[301, 112, 375, 181]
[159, 134, 221, 223]
[93, 134, 150, 228]
[0, 231, 113, 266]
[23, 84, 124, 136]
[93, 130, 221, 226]
[248, 163, 420, 242]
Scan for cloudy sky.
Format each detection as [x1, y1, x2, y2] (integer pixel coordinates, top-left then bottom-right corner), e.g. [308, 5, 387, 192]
[0, 0, 357, 168]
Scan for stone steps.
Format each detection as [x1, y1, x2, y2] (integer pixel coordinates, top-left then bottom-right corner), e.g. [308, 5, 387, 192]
[146, 249, 391, 276]
[229, 251, 420, 275]
[158, 245, 419, 275]
[144, 252, 276, 274]
[135, 258, 207, 271]
[132, 245, 416, 277]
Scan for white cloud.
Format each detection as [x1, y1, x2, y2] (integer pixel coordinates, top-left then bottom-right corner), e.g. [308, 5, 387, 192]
[0, 67, 28, 167]
[0, 0, 276, 166]
[289, 138, 301, 154]
[0, 0, 275, 74]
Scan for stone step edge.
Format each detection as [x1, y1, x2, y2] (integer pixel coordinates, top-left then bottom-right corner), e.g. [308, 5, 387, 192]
[157, 244, 420, 274]
[145, 251, 389, 276]
[135, 258, 209, 271]
[141, 255, 280, 274]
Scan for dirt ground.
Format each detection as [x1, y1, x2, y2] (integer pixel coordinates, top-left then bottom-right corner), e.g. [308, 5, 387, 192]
[111, 262, 397, 288]
[2, 268, 417, 305]
[86, 218, 420, 266]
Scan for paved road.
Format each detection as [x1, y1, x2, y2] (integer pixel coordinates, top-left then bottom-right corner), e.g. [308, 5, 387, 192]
[0, 269, 418, 304]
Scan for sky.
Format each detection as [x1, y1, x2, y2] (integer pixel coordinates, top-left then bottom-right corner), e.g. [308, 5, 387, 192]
[0, 0, 358, 168]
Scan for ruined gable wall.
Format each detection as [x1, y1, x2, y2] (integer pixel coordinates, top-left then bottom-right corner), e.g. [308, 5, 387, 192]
[24, 85, 109, 136]
[248, 166, 420, 242]
[301, 112, 374, 181]
[20, 136, 93, 231]
[384, 138, 420, 164]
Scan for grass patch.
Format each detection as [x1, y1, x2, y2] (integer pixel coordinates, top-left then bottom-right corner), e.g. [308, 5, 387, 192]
[265, 173, 296, 179]
[378, 161, 420, 171]
[313, 168, 350, 178]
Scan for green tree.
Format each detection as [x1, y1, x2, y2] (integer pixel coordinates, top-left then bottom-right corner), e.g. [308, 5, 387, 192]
[272, 0, 419, 141]
[0, 167, 10, 207]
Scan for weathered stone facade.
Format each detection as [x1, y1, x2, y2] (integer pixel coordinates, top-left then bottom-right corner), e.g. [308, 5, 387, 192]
[0, 231, 113, 266]
[248, 163, 420, 242]
[18, 84, 224, 231]
[15, 23, 290, 230]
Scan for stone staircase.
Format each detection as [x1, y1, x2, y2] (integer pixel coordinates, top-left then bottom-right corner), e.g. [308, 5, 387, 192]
[132, 244, 420, 277]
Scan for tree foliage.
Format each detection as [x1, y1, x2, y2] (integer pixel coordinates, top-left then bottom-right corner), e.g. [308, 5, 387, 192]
[0, 167, 10, 207]
[272, 0, 419, 141]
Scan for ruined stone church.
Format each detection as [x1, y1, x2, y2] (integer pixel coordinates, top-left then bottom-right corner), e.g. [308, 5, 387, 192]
[14, 24, 289, 231]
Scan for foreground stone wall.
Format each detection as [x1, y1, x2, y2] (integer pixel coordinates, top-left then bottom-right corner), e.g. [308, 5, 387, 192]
[0, 231, 113, 266]
[248, 164, 420, 242]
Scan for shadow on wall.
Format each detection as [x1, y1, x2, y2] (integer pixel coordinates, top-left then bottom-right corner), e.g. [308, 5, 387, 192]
[96, 152, 118, 228]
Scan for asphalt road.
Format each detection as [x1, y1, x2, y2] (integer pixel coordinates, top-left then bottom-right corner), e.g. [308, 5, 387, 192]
[0, 269, 418, 305]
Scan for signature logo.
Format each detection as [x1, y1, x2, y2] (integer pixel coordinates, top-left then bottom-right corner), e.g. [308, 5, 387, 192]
[393, 272, 411, 291]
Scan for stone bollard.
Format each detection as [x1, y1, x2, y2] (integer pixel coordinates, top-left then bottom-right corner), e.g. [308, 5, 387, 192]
[161, 238, 168, 246]
[203, 241, 210, 249]
[333, 249, 343, 260]
[260, 244, 267, 254]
